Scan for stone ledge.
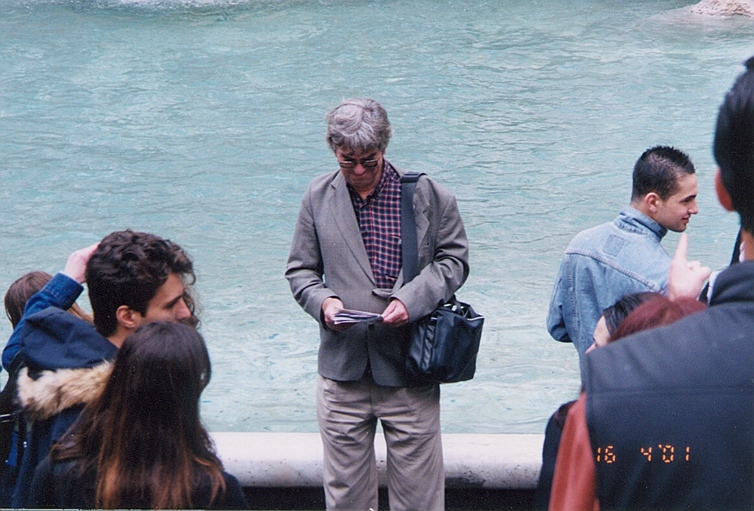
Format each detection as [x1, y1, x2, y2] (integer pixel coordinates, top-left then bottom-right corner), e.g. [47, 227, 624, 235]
[211, 433, 543, 490]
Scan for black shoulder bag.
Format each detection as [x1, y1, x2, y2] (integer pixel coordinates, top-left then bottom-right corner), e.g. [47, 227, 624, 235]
[401, 172, 484, 384]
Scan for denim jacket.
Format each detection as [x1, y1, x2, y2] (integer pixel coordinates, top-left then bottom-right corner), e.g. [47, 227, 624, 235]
[1, 273, 83, 371]
[546, 207, 671, 359]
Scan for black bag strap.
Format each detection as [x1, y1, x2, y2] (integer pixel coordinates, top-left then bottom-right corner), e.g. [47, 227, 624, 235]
[401, 172, 425, 284]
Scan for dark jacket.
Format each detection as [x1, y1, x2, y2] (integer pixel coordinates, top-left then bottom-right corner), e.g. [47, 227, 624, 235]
[584, 261, 754, 509]
[29, 455, 248, 509]
[11, 306, 116, 508]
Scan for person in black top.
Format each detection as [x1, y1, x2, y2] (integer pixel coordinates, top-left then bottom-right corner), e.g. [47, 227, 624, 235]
[28, 322, 247, 509]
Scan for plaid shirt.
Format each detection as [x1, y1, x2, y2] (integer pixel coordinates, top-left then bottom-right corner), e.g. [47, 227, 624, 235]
[348, 161, 402, 289]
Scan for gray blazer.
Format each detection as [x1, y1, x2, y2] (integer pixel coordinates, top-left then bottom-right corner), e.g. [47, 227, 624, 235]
[286, 163, 469, 387]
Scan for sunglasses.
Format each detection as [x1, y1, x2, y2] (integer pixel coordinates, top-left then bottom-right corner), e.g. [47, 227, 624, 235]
[337, 158, 380, 170]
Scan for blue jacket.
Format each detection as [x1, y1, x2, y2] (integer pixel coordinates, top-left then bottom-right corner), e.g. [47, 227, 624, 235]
[3, 274, 117, 508]
[546, 207, 670, 359]
[584, 261, 754, 509]
[2, 273, 86, 371]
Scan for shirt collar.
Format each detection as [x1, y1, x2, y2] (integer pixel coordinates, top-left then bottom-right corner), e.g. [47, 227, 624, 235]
[347, 160, 398, 204]
[619, 206, 668, 240]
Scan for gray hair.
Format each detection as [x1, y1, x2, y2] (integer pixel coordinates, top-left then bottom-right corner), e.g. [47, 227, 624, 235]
[325, 99, 393, 153]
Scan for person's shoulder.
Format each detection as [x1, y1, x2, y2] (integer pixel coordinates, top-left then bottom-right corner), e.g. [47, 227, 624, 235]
[17, 360, 113, 421]
[194, 471, 248, 509]
[46, 457, 81, 480]
[585, 310, 714, 388]
[222, 471, 246, 495]
[389, 162, 452, 194]
[21, 308, 115, 371]
[305, 169, 342, 193]
[410, 171, 457, 204]
[221, 471, 250, 509]
[566, 219, 615, 251]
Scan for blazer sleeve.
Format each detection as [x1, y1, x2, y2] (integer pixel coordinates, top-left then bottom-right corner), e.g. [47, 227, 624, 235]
[391, 179, 469, 321]
[285, 183, 339, 322]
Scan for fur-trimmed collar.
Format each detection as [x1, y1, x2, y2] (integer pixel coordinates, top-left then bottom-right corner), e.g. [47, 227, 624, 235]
[16, 362, 113, 421]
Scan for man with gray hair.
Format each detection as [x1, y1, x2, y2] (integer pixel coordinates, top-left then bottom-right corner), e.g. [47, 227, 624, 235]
[286, 99, 469, 511]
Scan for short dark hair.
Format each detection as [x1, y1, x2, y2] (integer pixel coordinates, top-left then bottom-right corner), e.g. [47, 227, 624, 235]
[714, 55, 754, 233]
[601, 292, 658, 337]
[85, 230, 195, 337]
[632, 146, 696, 201]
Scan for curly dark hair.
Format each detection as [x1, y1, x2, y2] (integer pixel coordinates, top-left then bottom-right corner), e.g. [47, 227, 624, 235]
[85, 230, 196, 337]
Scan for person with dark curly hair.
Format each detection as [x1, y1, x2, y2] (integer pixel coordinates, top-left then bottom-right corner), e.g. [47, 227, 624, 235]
[2, 230, 197, 508]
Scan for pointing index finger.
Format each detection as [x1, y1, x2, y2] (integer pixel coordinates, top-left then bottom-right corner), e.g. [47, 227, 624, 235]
[673, 232, 689, 263]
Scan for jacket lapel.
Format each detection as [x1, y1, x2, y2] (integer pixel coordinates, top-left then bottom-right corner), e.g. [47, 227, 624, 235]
[329, 173, 375, 283]
[415, 194, 431, 253]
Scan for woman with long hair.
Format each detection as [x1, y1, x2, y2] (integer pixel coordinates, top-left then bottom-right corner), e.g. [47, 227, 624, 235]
[4, 270, 93, 328]
[28, 321, 247, 509]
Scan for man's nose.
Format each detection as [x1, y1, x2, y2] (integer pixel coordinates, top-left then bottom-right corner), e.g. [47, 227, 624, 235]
[176, 298, 192, 320]
[352, 163, 367, 175]
[689, 200, 699, 214]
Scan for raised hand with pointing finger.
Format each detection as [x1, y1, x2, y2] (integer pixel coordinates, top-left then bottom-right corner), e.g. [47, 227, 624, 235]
[668, 233, 711, 301]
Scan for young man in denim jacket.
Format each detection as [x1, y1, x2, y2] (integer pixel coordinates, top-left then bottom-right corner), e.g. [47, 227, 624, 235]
[546, 146, 698, 361]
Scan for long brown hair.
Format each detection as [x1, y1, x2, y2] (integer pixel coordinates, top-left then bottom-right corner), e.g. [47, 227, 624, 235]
[52, 322, 225, 509]
[4, 271, 93, 327]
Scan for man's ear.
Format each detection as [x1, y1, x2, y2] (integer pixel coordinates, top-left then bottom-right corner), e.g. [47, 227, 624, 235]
[715, 168, 734, 212]
[644, 192, 661, 213]
[115, 305, 142, 331]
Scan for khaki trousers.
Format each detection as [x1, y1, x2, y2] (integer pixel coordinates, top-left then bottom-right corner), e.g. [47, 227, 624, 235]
[317, 375, 444, 511]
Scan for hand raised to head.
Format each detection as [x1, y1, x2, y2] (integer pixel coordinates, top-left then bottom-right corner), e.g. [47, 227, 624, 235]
[63, 242, 100, 284]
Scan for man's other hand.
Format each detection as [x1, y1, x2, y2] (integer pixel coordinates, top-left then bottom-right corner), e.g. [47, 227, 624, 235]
[382, 299, 409, 327]
[322, 297, 349, 331]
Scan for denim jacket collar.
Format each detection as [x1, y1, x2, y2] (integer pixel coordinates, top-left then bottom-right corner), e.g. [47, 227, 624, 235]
[616, 207, 667, 241]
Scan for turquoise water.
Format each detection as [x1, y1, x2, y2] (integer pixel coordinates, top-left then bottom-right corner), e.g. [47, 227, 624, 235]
[1, 0, 753, 433]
